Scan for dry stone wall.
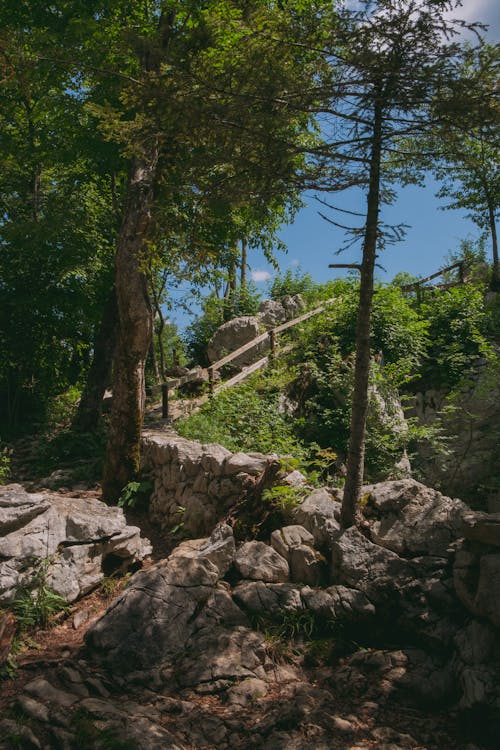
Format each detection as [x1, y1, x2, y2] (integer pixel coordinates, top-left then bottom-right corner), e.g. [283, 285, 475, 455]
[141, 432, 278, 537]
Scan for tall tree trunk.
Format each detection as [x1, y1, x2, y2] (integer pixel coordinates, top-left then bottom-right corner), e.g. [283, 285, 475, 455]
[149, 275, 168, 380]
[149, 340, 160, 383]
[73, 288, 118, 432]
[102, 150, 158, 502]
[484, 183, 499, 291]
[341, 99, 383, 529]
[241, 238, 248, 288]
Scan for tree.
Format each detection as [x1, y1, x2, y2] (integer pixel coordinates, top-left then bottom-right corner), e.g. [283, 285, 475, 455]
[0, 6, 122, 430]
[312, 0, 483, 526]
[86, 1, 329, 501]
[431, 44, 500, 290]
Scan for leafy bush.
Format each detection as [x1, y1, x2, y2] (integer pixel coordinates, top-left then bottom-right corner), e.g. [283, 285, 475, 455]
[177, 371, 308, 460]
[269, 268, 319, 303]
[12, 556, 69, 630]
[184, 286, 261, 366]
[117, 480, 153, 511]
[418, 284, 491, 389]
[0, 443, 12, 484]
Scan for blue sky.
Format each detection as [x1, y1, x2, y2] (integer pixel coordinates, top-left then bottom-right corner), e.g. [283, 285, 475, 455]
[170, 1, 498, 328]
[246, 1, 499, 289]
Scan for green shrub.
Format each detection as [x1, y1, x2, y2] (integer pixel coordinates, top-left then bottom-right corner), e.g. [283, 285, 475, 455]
[0, 443, 12, 484]
[117, 479, 153, 511]
[12, 556, 69, 630]
[177, 372, 308, 460]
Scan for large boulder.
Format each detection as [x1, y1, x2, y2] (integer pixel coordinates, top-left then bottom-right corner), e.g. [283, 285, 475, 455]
[293, 489, 342, 550]
[0, 485, 151, 603]
[207, 315, 268, 368]
[362, 479, 466, 557]
[85, 550, 273, 692]
[258, 299, 288, 327]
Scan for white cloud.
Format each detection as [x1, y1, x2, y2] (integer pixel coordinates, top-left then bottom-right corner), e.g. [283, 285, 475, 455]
[251, 270, 272, 283]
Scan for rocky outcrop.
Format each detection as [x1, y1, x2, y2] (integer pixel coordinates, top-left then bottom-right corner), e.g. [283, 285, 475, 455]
[206, 295, 307, 370]
[362, 479, 467, 557]
[142, 432, 281, 537]
[207, 315, 267, 367]
[0, 484, 151, 603]
[4, 472, 500, 749]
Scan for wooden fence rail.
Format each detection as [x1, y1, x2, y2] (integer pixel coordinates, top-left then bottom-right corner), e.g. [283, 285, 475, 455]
[153, 297, 337, 419]
[400, 260, 467, 292]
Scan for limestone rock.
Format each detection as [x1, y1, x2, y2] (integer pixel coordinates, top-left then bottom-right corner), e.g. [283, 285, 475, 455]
[331, 527, 414, 602]
[462, 511, 500, 547]
[233, 581, 304, 615]
[0, 484, 151, 603]
[362, 479, 466, 557]
[454, 542, 500, 626]
[207, 315, 268, 368]
[301, 585, 375, 621]
[169, 523, 235, 576]
[234, 541, 290, 583]
[270, 525, 314, 561]
[293, 489, 342, 549]
[289, 545, 327, 587]
[258, 299, 287, 327]
[86, 557, 220, 672]
[226, 677, 268, 705]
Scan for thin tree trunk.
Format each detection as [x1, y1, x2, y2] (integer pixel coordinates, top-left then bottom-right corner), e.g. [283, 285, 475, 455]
[484, 184, 499, 291]
[241, 238, 248, 288]
[149, 274, 168, 381]
[341, 99, 383, 529]
[102, 151, 158, 502]
[73, 289, 118, 432]
[149, 340, 160, 383]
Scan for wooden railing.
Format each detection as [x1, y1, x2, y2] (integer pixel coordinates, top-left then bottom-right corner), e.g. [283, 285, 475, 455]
[400, 261, 467, 293]
[155, 298, 337, 419]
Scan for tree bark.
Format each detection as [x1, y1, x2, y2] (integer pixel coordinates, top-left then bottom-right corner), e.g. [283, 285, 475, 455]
[241, 238, 248, 288]
[73, 288, 118, 432]
[484, 182, 499, 291]
[341, 98, 383, 528]
[102, 151, 158, 502]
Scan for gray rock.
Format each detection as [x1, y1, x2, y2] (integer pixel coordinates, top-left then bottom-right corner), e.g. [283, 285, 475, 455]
[224, 452, 271, 476]
[454, 543, 500, 626]
[0, 719, 42, 749]
[462, 511, 500, 547]
[207, 315, 268, 368]
[459, 665, 497, 709]
[233, 581, 304, 615]
[86, 557, 219, 672]
[270, 525, 314, 562]
[177, 625, 268, 690]
[301, 585, 375, 621]
[289, 545, 327, 587]
[454, 621, 497, 666]
[169, 523, 235, 576]
[281, 294, 306, 318]
[331, 527, 414, 602]
[0, 485, 151, 603]
[362, 479, 466, 557]
[281, 470, 308, 487]
[258, 299, 287, 327]
[294, 489, 342, 549]
[24, 677, 79, 707]
[16, 695, 50, 723]
[234, 541, 289, 582]
[226, 677, 268, 705]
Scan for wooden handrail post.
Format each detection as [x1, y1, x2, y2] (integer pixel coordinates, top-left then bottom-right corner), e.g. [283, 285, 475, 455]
[208, 366, 215, 396]
[161, 384, 169, 419]
[269, 329, 276, 357]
